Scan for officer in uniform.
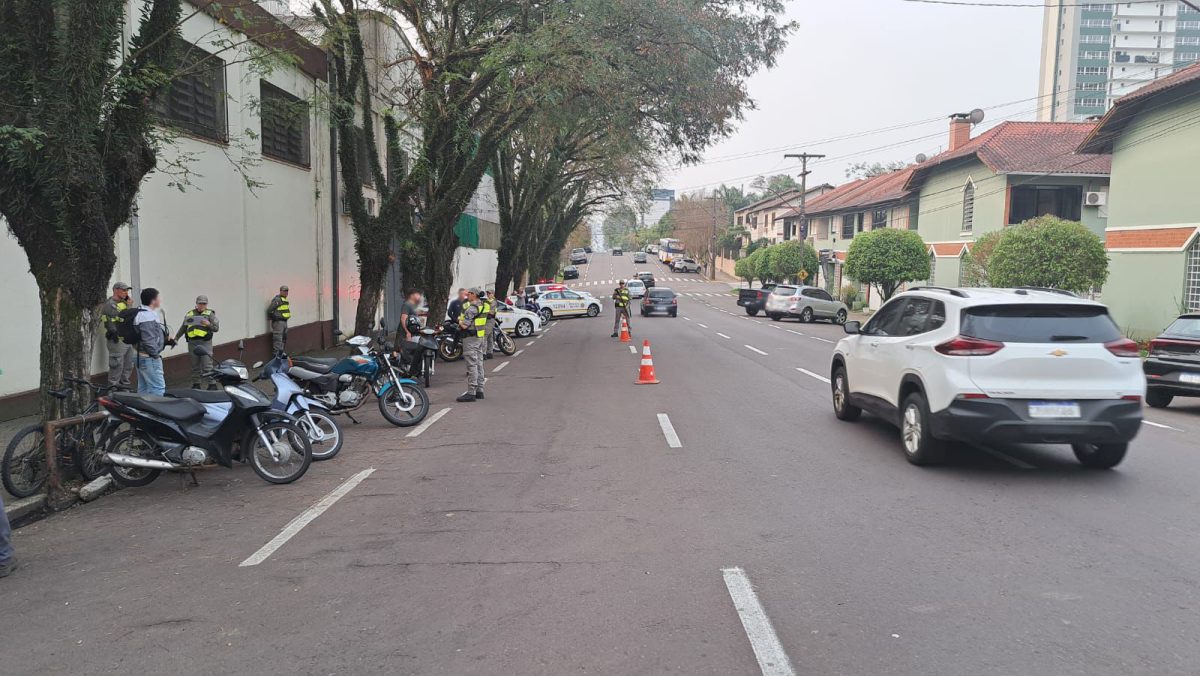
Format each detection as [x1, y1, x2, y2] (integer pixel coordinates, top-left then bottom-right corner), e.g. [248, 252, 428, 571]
[611, 280, 632, 338]
[267, 285, 291, 354]
[480, 290, 496, 360]
[100, 282, 135, 389]
[175, 295, 220, 389]
[456, 288, 487, 403]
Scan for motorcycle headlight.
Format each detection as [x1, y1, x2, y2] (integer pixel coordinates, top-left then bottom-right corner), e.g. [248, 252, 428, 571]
[234, 366, 250, 381]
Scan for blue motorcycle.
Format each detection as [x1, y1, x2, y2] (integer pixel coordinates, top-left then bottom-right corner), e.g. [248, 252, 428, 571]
[286, 332, 430, 428]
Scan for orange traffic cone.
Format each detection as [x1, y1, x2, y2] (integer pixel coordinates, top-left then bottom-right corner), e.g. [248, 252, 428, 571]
[635, 340, 660, 385]
[619, 315, 632, 343]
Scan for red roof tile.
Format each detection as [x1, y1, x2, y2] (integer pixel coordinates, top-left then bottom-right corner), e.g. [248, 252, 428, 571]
[1079, 62, 1200, 153]
[1105, 226, 1199, 250]
[929, 242, 968, 257]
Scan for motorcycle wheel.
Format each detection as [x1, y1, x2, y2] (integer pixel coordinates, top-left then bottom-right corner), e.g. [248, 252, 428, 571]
[106, 430, 163, 488]
[244, 420, 312, 484]
[75, 420, 122, 482]
[297, 409, 343, 461]
[423, 352, 434, 388]
[497, 331, 516, 356]
[2, 424, 48, 498]
[438, 340, 463, 362]
[378, 382, 430, 427]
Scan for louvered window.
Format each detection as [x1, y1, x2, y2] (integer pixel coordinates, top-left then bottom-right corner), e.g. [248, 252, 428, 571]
[154, 39, 226, 143]
[962, 180, 975, 232]
[260, 81, 310, 167]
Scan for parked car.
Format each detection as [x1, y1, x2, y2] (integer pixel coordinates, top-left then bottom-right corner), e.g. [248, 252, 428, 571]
[626, 279, 647, 299]
[563, 265, 580, 280]
[672, 257, 701, 273]
[612, 248, 623, 256]
[1144, 313, 1200, 408]
[738, 284, 776, 316]
[765, 285, 848, 324]
[642, 288, 678, 317]
[636, 271, 655, 288]
[830, 287, 1144, 468]
[647, 244, 660, 254]
[570, 248, 588, 265]
[494, 301, 542, 338]
[633, 252, 647, 263]
[584, 246, 593, 253]
[535, 289, 603, 322]
[523, 283, 567, 302]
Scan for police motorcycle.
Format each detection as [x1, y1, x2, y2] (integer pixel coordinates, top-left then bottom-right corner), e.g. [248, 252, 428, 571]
[435, 319, 464, 362]
[97, 357, 313, 487]
[285, 329, 430, 428]
[394, 324, 439, 388]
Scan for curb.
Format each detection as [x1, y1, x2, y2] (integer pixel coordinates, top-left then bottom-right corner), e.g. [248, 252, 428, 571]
[4, 494, 46, 523]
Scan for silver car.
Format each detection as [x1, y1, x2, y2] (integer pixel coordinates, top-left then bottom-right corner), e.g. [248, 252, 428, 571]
[765, 285, 848, 324]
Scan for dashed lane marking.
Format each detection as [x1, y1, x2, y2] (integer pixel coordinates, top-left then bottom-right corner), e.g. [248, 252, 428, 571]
[744, 345, 769, 356]
[240, 468, 376, 567]
[795, 367, 831, 384]
[716, 332, 731, 340]
[809, 336, 834, 344]
[406, 406, 453, 438]
[698, 323, 709, 329]
[721, 567, 796, 676]
[657, 413, 683, 448]
[493, 361, 509, 372]
[514, 349, 524, 357]
[787, 330, 805, 336]
[1143, 420, 1182, 431]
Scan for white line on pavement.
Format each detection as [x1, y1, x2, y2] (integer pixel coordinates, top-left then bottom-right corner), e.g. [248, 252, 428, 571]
[1143, 420, 1182, 431]
[809, 336, 834, 344]
[795, 367, 831, 384]
[514, 349, 524, 357]
[657, 413, 682, 448]
[240, 468, 376, 567]
[978, 445, 1036, 470]
[406, 406, 453, 438]
[698, 323, 709, 328]
[493, 361, 509, 372]
[683, 316, 692, 321]
[528, 338, 539, 345]
[716, 332, 731, 339]
[630, 345, 638, 354]
[721, 567, 796, 676]
[744, 345, 769, 356]
[787, 330, 805, 336]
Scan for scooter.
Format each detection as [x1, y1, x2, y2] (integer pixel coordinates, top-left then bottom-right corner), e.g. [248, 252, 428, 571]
[98, 358, 312, 487]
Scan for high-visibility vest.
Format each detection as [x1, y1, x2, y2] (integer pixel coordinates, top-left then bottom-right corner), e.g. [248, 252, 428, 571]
[481, 300, 492, 319]
[614, 289, 631, 308]
[275, 296, 291, 320]
[184, 309, 215, 341]
[459, 306, 487, 339]
[103, 300, 128, 325]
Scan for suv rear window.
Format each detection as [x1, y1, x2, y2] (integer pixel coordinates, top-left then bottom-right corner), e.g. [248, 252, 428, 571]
[1164, 317, 1200, 338]
[773, 285, 798, 296]
[961, 305, 1121, 343]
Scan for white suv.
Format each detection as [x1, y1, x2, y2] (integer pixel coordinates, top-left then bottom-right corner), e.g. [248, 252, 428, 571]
[829, 287, 1145, 469]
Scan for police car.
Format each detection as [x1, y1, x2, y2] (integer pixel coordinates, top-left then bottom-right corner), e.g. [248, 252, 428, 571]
[535, 289, 604, 323]
[493, 301, 543, 338]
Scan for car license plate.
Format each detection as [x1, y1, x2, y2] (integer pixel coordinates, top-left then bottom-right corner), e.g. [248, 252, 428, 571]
[1181, 373, 1200, 385]
[1028, 401, 1081, 419]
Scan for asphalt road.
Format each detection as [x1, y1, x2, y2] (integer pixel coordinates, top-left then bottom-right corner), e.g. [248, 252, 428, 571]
[3, 251, 1200, 675]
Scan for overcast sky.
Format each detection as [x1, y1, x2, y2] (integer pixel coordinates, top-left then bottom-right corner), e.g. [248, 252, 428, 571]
[663, 0, 1046, 196]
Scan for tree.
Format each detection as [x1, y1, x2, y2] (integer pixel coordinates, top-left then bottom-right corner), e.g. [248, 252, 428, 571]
[734, 256, 756, 285]
[959, 229, 1002, 288]
[769, 240, 818, 284]
[745, 237, 770, 256]
[754, 246, 776, 283]
[751, 174, 800, 195]
[844, 229, 931, 301]
[845, 160, 909, 180]
[987, 216, 1109, 293]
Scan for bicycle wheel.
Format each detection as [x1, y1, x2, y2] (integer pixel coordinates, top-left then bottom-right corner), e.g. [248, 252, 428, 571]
[2, 424, 49, 498]
[74, 420, 115, 482]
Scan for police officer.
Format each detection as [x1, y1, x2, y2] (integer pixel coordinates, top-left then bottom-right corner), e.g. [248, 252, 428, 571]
[175, 295, 220, 389]
[267, 285, 291, 354]
[100, 282, 135, 389]
[456, 288, 487, 403]
[480, 290, 496, 360]
[611, 280, 632, 338]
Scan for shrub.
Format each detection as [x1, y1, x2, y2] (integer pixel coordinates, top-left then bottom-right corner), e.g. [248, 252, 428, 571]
[844, 228, 931, 301]
[988, 216, 1108, 293]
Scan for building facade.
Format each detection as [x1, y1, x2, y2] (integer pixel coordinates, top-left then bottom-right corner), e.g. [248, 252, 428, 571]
[734, 185, 834, 245]
[1039, 1, 1200, 122]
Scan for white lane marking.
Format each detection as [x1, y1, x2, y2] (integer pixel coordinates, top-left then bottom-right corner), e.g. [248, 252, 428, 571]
[795, 367, 831, 384]
[721, 567, 796, 676]
[629, 345, 638, 354]
[514, 349, 524, 357]
[744, 345, 769, 356]
[978, 445, 1035, 470]
[1143, 420, 1182, 431]
[716, 332, 731, 339]
[769, 325, 781, 330]
[528, 339, 539, 345]
[406, 405, 453, 438]
[240, 468, 376, 567]
[787, 330, 805, 336]
[493, 361, 509, 372]
[809, 336, 834, 344]
[683, 316, 692, 321]
[698, 323, 709, 329]
[657, 413, 682, 448]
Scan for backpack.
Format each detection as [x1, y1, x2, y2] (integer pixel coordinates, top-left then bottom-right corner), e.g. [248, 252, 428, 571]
[117, 307, 142, 345]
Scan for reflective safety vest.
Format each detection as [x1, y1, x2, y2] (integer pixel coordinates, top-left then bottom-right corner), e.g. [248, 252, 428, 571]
[103, 300, 128, 325]
[614, 289, 631, 308]
[274, 296, 291, 321]
[481, 300, 492, 319]
[459, 306, 487, 339]
[184, 309, 215, 341]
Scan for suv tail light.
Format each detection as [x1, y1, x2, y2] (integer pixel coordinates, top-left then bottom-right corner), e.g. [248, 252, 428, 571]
[1104, 338, 1141, 358]
[1148, 338, 1200, 355]
[935, 335, 1005, 356]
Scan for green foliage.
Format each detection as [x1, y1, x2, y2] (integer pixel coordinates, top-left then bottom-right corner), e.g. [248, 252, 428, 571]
[769, 240, 818, 283]
[988, 216, 1109, 293]
[839, 284, 860, 306]
[844, 229, 931, 301]
[959, 229, 1002, 288]
[845, 160, 909, 180]
[745, 237, 770, 256]
[751, 174, 800, 195]
[734, 255, 756, 284]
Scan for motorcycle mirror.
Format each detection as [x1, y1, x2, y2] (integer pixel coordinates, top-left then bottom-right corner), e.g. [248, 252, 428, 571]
[252, 361, 264, 369]
[333, 329, 344, 337]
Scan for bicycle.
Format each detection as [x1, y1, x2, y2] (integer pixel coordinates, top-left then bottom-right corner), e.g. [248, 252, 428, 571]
[2, 378, 120, 498]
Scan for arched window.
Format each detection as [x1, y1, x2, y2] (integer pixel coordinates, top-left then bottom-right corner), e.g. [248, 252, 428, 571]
[1186, 235, 1200, 312]
[958, 249, 970, 287]
[961, 179, 975, 232]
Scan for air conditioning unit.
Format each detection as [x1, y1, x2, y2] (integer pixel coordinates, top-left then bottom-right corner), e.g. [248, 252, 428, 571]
[1085, 191, 1107, 207]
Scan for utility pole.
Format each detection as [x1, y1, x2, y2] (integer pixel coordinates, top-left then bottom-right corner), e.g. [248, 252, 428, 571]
[704, 194, 721, 281]
[783, 152, 825, 242]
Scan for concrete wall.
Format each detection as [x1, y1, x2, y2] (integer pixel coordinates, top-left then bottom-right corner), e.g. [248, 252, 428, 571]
[916, 159, 1007, 243]
[1103, 250, 1188, 339]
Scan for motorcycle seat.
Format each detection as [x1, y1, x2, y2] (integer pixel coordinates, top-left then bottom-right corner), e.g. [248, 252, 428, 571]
[164, 388, 231, 404]
[112, 392, 206, 422]
[288, 366, 328, 382]
[291, 357, 334, 374]
[294, 356, 338, 367]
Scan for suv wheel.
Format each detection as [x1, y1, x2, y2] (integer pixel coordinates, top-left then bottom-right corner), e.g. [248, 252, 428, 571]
[832, 367, 861, 422]
[1072, 442, 1127, 470]
[799, 307, 814, 323]
[1145, 390, 1173, 409]
[900, 392, 946, 466]
[745, 307, 759, 316]
[833, 309, 848, 325]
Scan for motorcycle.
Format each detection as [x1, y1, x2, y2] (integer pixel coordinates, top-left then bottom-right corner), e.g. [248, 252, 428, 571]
[98, 359, 312, 487]
[394, 327, 439, 388]
[287, 332, 430, 427]
[436, 318, 514, 361]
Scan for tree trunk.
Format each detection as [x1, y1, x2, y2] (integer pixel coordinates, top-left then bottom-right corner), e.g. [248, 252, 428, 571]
[37, 284, 95, 418]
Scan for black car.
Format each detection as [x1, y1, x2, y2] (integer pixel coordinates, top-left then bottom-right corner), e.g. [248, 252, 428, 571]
[584, 246, 593, 253]
[612, 248, 623, 256]
[636, 271, 655, 287]
[563, 265, 580, 280]
[1145, 313, 1200, 408]
[641, 288, 678, 317]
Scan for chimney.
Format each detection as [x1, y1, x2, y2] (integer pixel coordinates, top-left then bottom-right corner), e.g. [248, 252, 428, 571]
[949, 113, 972, 151]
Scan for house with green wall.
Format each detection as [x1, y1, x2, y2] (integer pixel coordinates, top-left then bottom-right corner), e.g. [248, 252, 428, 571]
[1079, 62, 1200, 339]
[904, 118, 1112, 287]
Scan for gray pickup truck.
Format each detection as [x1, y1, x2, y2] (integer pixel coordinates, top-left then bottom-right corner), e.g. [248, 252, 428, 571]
[737, 283, 776, 316]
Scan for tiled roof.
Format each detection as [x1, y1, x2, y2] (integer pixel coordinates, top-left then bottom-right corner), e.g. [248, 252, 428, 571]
[929, 242, 969, 257]
[1079, 62, 1200, 153]
[906, 122, 1111, 190]
[736, 184, 837, 215]
[1105, 226, 1200, 251]
[784, 167, 917, 218]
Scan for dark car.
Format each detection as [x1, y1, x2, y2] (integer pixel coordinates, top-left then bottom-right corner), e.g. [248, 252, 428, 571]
[613, 248, 623, 256]
[737, 283, 776, 316]
[1145, 313, 1200, 408]
[642, 287, 678, 317]
[636, 271, 655, 287]
[584, 246, 593, 254]
[563, 265, 580, 280]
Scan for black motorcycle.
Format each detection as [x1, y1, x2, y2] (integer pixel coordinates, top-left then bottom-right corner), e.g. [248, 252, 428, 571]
[436, 319, 464, 362]
[396, 328, 439, 387]
[98, 359, 312, 487]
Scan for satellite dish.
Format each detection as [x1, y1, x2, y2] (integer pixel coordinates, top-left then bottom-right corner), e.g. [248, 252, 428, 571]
[968, 108, 986, 125]
[915, 153, 928, 164]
